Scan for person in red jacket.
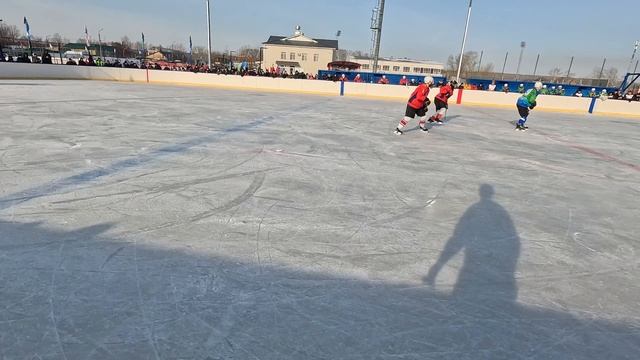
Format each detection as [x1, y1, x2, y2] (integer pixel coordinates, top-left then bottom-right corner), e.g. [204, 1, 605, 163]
[353, 74, 364, 83]
[394, 76, 435, 135]
[378, 75, 389, 84]
[428, 81, 454, 124]
[399, 75, 409, 86]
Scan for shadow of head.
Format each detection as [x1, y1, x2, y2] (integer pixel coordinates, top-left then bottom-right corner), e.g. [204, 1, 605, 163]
[479, 183, 494, 199]
[1, 217, 637, 359]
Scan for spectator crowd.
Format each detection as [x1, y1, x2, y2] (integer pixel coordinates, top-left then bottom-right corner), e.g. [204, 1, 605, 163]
[1, 51, 316, 79]
[2, 52, 638, 101]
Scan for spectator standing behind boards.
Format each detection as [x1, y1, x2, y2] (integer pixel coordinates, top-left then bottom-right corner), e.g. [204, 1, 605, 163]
[557, 85, 565, 96]
[353, 74, 364, 83]
[378, 75, 389, 84]
[540, 85, 549, 94]
[503, 84, 510, 93]
[518, 83, 525, 94]
[41, 52, 52, 64]
[550, 86, 556, 95]
[399, 75, 409, 86]
[339, 74, 348, 82]
[589, 88, 597, 97]
[574, 89, 583, 97]
[611, 90, 621, 99]
[488, 82, 497, 91]
[600, 89, 609, 101]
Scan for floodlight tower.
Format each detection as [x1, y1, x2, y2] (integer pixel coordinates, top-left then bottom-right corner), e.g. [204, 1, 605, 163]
[370, 0, 385, 73]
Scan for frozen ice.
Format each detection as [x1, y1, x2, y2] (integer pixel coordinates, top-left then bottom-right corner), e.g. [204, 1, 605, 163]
[1, 80, 639, 359]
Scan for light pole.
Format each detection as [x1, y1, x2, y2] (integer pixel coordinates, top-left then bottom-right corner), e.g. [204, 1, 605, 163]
[455, 0, 473, 83]
[533, 54, 540, 77]
[566, 56, 574, 79]
[0, 19, 4, 61]
[627, 40, 639, 74]
[98, 28, 103, 59]
[477, 50, 483, 73]
[501, 52, 508, 80]
[515, 41, 525, 81]
[206, 0, 212, 68]
[598, 58, 606, 79]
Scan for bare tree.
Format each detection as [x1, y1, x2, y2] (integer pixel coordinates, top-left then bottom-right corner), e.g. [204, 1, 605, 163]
[49, 33, 67, 44]
[169, 42, 186, 52]
[348, 50, 370, 58]
[548, 67, 575, 83]
[121, 36, 132, 50]
[480, 63, 495, 72]
[238, 45, 259, 60]
[446, 51, 480, 76]
[548, 67, 563, 81]
[591, 66, 619, 84]
[192, 46, 208, 64]
[0, 23, 21, 42]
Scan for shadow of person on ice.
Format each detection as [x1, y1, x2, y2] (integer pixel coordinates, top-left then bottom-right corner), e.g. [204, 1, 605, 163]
[424, 184, 520, 307]
[2, 185, 639, 359]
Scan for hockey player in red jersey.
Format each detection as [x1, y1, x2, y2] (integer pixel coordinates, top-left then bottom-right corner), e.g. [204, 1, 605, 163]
[394, 76, 435, 135]
[428, 81, 454, 124]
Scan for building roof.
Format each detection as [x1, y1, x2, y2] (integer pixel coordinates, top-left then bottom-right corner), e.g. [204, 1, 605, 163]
[63, 43, 116, 50]
[263, 36, 338, 49]
[350, 55, 442, 66]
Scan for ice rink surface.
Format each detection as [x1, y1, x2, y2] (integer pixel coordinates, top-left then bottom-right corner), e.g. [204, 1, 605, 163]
[1, 80, 639, 359]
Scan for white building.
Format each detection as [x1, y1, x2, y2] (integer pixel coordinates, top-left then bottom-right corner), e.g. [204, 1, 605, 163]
[261, 26, 339, 75]
[349, 55, 444, 76]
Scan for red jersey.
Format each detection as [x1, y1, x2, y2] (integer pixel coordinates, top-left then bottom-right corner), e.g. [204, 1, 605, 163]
[407, 84, 431, 109]
[435, 84, 453, 103]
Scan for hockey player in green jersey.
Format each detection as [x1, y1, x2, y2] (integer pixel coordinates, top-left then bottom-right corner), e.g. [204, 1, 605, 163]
[515, 81, 543, 131]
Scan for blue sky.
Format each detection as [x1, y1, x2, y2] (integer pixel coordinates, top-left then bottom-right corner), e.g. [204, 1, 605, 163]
[3, 0, 638, 76]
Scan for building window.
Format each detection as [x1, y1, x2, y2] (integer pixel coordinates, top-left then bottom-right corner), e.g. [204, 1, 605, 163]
[382, 65, 390, 71]
[290, 52, 295, 60]
[413, 67, 420, 73]
[393, 66, 400, 72]
[281, 52, 286, 60]
[301, 53, 307, 61]
[362, 64, 370, 69]
[403, 66, 410, 72]
[313, 54, 319, 62]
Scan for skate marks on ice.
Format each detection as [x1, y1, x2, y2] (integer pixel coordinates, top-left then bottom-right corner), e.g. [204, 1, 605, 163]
[1, 185, 638, 359]
[0, 100, 327, 212]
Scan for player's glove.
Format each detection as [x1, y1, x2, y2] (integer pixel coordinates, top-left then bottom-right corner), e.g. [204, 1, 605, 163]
[529, 101, 537, 110]
[425, 98, 432, 107]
